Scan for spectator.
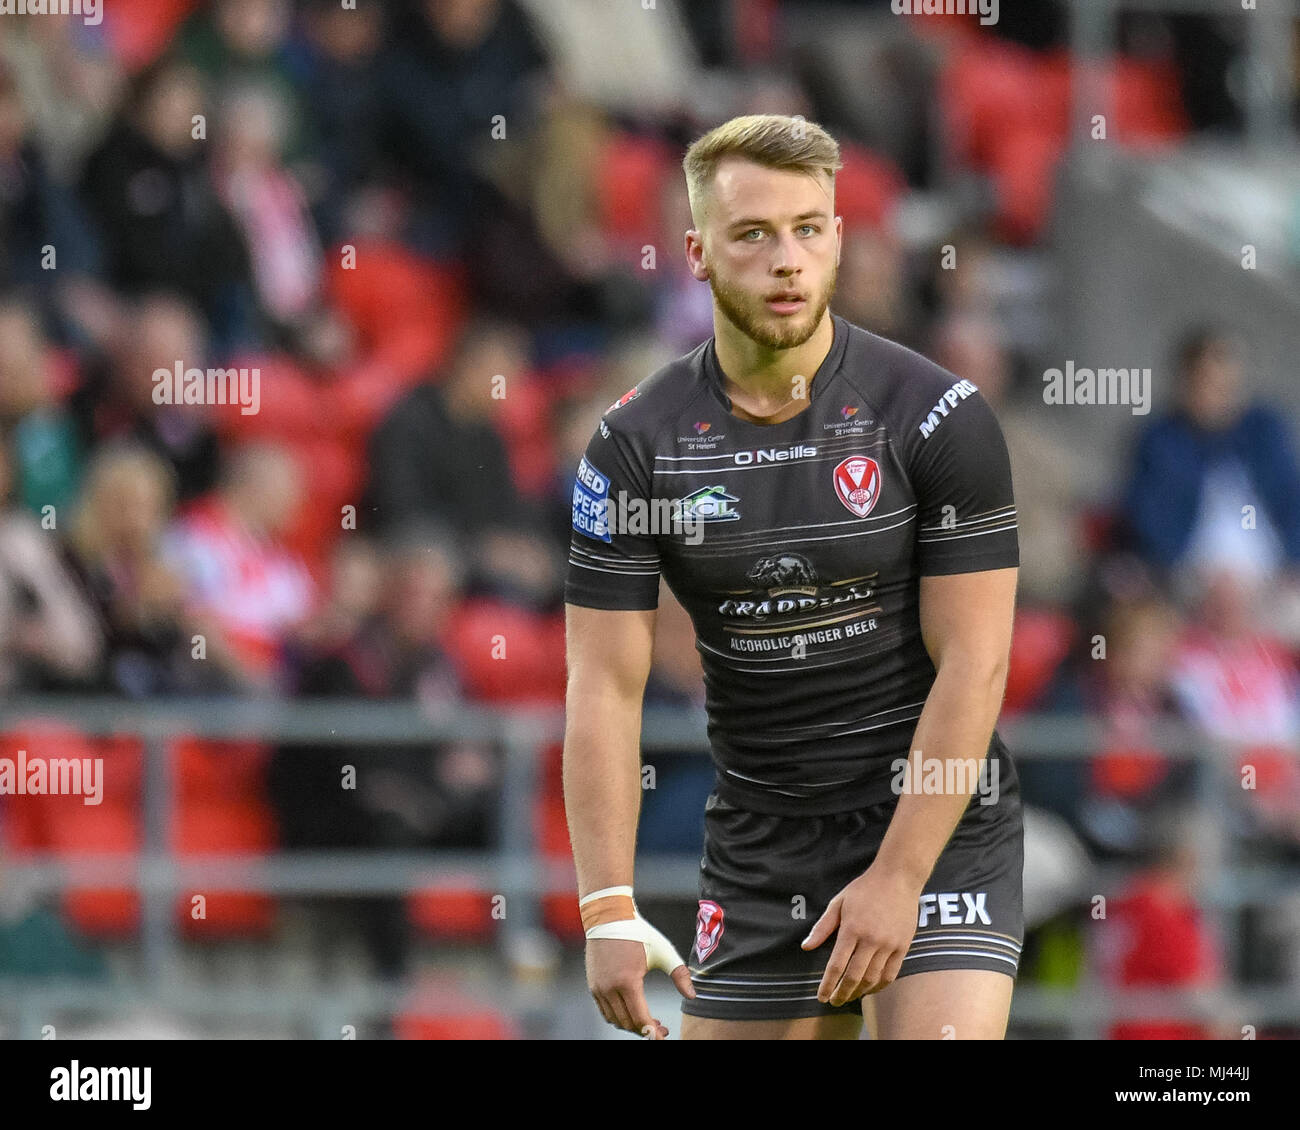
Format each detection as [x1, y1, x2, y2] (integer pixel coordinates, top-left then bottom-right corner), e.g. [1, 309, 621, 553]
[1094, 814, 1225, 1039]
[176, 0, 306, 158]
[1121, 327, 1300, 586]
[0, 59, 103, 322]
[77, 55, 256, 349]
[362, 316, 562, 610]
[1034, 595, 1192, 859]
[0, 435, 101, 692]
[0, 298, 83, 517]
[162, 441, 315, 692]
[292, 0, 389, 244]
[69, 292, 222, 502]
[212, 81, 325, 337]
[378, 0, 548, 258]
[1170, 567, 1300, 849]
[64, 441, 209, 698]
[268, 528, 498, 978]
[931, 310, 1090, 607]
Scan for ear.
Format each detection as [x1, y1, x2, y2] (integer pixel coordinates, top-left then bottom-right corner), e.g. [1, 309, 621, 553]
[834, 215, 843, 266]
[685, 229, 710, 282]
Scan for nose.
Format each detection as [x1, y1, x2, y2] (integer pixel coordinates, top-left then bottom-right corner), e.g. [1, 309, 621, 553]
[771, 233, 803, 275]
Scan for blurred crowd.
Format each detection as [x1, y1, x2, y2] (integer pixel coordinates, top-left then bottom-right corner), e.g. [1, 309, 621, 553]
[0, 0, 1298, 1035]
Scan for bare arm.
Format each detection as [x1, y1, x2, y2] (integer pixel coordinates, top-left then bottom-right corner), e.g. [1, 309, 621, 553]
[805, 566, 1019, 1005]
[873, 566, 1019, 886]
[565, 602, 697, 1037]
[562, 602, 656, 896]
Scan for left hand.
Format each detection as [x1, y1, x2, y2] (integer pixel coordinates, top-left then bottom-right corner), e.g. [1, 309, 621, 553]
[801, 865, 922, 1005]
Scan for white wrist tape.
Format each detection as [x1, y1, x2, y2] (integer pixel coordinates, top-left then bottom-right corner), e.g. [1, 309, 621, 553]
[579, 885, 687, 973]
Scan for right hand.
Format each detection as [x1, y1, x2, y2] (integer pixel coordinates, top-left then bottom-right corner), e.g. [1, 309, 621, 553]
[585, 937, 696, 1039]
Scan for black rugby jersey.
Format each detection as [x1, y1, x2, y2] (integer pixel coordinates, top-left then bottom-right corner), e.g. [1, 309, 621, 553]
[565, 312, 1019, 816]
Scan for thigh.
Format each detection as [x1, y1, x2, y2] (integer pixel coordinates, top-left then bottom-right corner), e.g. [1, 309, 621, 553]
[871, 968, 1014, 1040]
[679, 1011, 863, 1040]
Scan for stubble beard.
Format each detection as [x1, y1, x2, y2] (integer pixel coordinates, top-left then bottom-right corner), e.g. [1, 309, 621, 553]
[708, 260, 838, 352]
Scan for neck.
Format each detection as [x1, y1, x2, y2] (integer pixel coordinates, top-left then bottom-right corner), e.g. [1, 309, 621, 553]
[713, 309, 835, 424]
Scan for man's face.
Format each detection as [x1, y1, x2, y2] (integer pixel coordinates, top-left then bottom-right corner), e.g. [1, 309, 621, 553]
[688, 156, 841, 351]
[1183, 343, 1244, 430]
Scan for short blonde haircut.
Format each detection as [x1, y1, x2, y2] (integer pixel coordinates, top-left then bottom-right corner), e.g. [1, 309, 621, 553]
[682, 113, 843, 227]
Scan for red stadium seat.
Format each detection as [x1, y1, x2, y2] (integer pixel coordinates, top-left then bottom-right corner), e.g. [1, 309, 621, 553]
[1003, 607, 1075, 714]
[394, 976, 521, 1039]
[444, 601, 567, 705]
[409, 885, 497, 941]
[173, 797, 277, 939]
[596, 132, 675, 254]
[47, 801, 141, 939]
[101, 0, 198, 71]
[834, 144, 907, 231]
[323, 241, 468, 422]
[173, 738, 271, 804]
[1113, 57, 1188, 146]
[495, 373, 559, 500]
[393, 1010, 519, 1040]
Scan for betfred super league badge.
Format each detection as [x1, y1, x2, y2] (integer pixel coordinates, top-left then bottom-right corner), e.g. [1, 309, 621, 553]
[833, 455, 882, 518]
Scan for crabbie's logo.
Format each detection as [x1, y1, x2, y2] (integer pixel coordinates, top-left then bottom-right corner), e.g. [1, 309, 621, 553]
[717, 553, 877, 622]
[694, 900, 725, 961]
[833, 455, 882, 518]
[606, 386, 640, 413]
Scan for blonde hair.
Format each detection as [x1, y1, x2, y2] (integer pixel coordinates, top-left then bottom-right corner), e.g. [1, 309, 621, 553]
[682, 113, 843, 227]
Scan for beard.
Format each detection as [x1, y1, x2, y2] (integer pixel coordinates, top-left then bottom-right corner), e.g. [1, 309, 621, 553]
[707, 260, 838, 352]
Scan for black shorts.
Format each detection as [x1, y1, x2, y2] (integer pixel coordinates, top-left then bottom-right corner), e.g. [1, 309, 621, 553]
[681, 756, 1024, 1021]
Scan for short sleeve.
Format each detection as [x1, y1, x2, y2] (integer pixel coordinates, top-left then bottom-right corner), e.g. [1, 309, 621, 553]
[910, 387, 1019, 576]
[564, 420, 661, 610]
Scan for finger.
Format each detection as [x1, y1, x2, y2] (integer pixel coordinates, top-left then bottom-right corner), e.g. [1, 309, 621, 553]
[618, 984, 666, 1040]
[863, 950, 907, 995]
[801, 897, 841, 951]
[591, 991, 616, 1027]
[817, 936, 856, 1003]
[670, 963, 698, 1000]
[830, 946, 878, 1007]
[606, 990, 637, 1033]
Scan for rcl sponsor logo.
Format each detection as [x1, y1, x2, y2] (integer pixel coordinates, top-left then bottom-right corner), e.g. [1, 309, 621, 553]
[733, 444, 816, 465]
[917, 892, 991, 928]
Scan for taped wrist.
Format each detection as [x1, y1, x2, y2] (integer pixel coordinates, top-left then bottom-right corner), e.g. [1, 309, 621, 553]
[578, 885, 687, 973]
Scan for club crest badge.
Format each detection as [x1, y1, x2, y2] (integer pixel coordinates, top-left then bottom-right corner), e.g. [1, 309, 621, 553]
[693, 899, 725, 961]
[832, 455, 882, 518]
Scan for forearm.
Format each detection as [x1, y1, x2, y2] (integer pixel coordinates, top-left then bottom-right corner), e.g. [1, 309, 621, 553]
[872, 658, 1008, 890]
[562, 681, 646, 897]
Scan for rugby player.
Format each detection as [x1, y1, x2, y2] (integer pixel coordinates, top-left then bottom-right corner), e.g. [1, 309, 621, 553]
[563, 114, 1022, 1040]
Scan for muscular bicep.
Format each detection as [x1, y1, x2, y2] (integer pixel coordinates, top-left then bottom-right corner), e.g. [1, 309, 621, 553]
[918, 567, 1018, 674]
[565, 603, 657, 704]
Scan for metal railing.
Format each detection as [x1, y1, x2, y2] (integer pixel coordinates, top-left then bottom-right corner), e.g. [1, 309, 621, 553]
[0, 698, 1297, 1038]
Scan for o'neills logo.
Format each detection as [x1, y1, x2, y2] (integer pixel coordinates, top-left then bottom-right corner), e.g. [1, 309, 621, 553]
[733, 444, 816, 465]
